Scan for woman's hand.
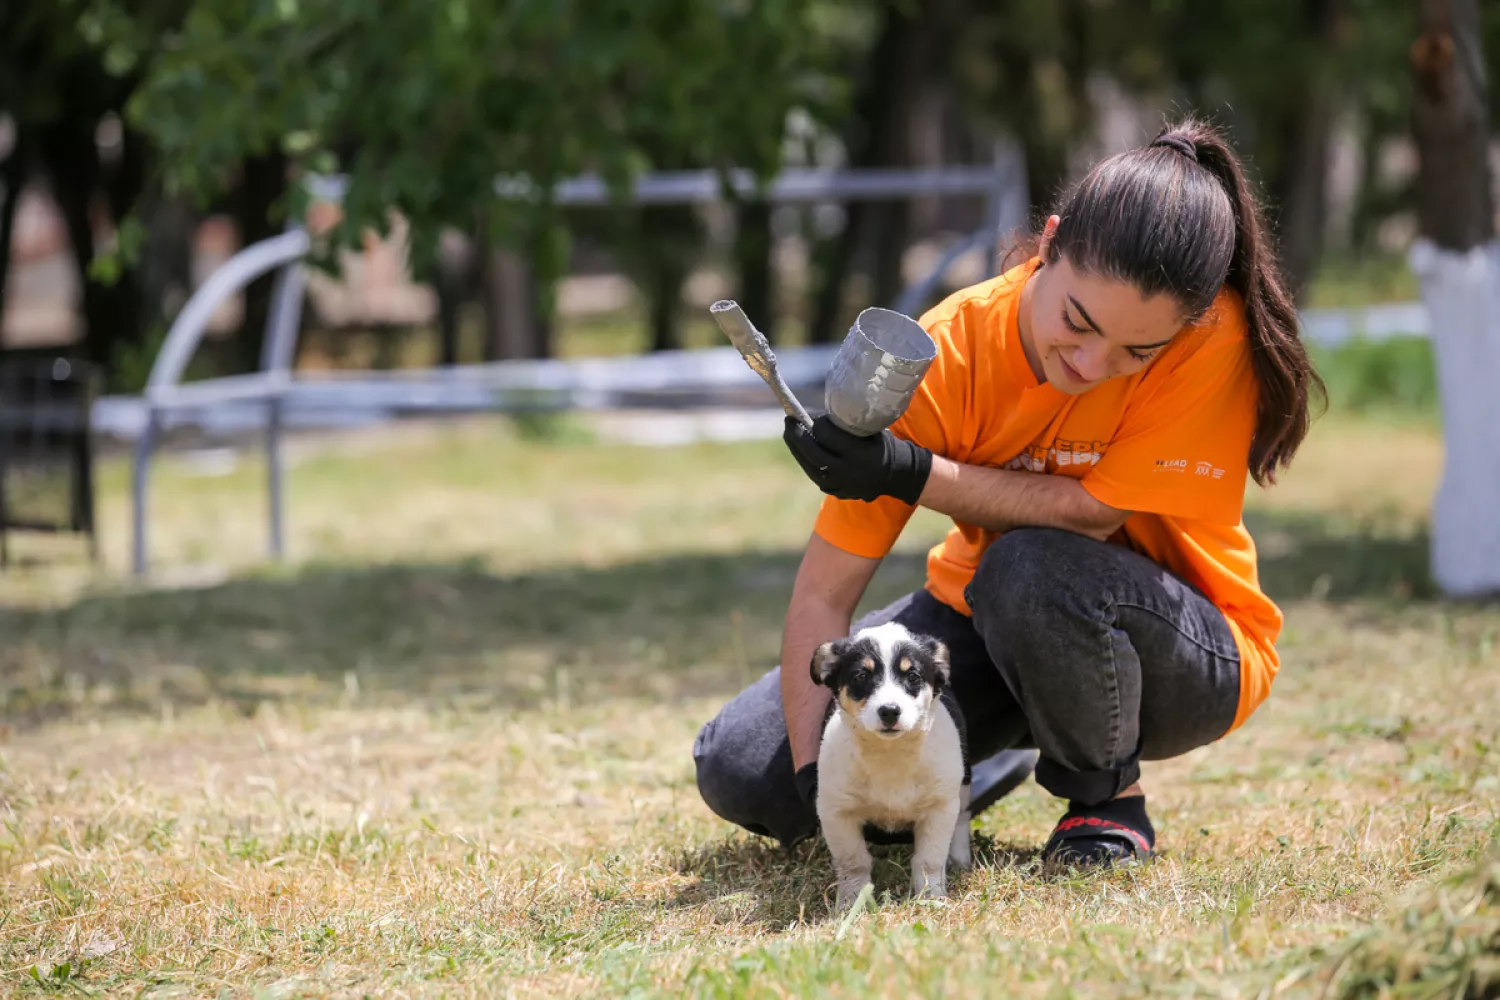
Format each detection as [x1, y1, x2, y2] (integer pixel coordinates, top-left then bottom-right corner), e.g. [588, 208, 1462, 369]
[782, 414, 933, 505]
[782, 413, 1131, 541]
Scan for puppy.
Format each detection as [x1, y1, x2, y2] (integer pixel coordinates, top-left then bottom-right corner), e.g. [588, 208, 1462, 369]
[811, 622, 971, 911]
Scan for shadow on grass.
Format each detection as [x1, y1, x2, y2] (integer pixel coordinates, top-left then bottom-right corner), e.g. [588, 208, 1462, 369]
[667, 837, 830, 930]
[0, 509, 1439, 727]
[663, 831, 1047, 930]
[0, 549, 928, 726]
[1244, 509, 1434, 602]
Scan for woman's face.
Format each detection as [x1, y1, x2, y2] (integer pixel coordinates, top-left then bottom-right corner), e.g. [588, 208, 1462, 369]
[1021, 222, 1190, 394]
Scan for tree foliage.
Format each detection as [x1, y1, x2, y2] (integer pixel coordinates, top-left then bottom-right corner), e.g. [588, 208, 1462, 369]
[97, 0, 831, 286]
[10, 0, 1494, 376]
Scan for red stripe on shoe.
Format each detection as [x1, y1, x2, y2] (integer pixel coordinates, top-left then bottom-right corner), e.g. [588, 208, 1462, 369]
[1053, 815, 1152, 854]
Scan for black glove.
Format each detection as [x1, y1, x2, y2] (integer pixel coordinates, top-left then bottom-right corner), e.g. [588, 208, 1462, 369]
[794, 761, 819, 809]
[783, 413, 933, 505]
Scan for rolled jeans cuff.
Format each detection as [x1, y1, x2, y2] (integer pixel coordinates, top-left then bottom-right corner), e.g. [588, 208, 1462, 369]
[1034, 756, 1141, 807]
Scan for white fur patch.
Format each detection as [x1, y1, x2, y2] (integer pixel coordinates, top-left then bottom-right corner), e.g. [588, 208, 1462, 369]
[815, 623, 969, 911]
[863, 621, 913, 668]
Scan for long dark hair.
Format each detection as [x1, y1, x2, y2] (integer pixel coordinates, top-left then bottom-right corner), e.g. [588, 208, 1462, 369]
[1024, 117, 1325, 486]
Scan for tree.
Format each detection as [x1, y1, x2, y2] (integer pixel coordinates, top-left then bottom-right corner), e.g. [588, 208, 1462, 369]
[2, 0, 288, 386]
[1407, 0, 1500, 597]
[100, 0, 826, 354]
[0, 0, 169, 377]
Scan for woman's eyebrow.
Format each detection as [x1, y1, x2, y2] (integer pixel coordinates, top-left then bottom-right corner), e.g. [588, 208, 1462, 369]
[1069, 294, 1174, 349]
[1067, 295, 1106, 335]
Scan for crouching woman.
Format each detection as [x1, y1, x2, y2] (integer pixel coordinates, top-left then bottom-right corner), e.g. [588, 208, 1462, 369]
[693, 118, 1322, 867]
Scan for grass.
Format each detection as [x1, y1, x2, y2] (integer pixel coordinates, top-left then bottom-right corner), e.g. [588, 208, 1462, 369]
[1, 409, 1497, 997]
[1310, 337, 1439, 426]
[1321, 847, 1500, 998]
[1304, 254, 1421, 310]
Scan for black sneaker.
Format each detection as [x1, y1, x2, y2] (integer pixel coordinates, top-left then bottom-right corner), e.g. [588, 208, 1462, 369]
[1042, 795, 1156, 869]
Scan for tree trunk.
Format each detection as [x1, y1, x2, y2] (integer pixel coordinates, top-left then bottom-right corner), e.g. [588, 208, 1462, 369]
[990, 0, 1093, 220]
[866, 197, 911, 314]
[1268, 99, 1336, 300]
[1408, 0, 1500, 597]
[137, 185, 197, 336]
[433, 261, 465, 366]
[480, 245, 542, 361]
[233, 151, 289, 374]
[39, 120, 144, 377]
[1349, 109, 1403, 254]
[735, 201, 776, 342]
[632, 203, 698, 354]
[645, 255, 686, 355]
[0, 130, 26, 338]
[1412, 0, 1494, 249]
[429, 227, 480, 366]
[807, 2, 919, 345]
[1263, 0, 1344, 301]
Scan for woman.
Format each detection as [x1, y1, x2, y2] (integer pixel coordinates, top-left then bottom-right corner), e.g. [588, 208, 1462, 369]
[692, 117, 1323, 867]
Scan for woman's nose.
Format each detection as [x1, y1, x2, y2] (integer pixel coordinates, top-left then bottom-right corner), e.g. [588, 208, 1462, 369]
[1072, 341, 1112, 381]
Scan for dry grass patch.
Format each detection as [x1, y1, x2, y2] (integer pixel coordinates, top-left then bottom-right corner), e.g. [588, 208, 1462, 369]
[1318, 847, 1500, 998]
[1, 412, 1496, 997]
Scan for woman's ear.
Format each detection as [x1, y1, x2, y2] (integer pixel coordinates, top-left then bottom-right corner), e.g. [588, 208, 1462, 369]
[1036, 214, 1061, 262]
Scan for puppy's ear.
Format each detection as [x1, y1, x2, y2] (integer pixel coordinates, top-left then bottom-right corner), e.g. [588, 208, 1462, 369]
[922, 635, 951, 689]
[810, 639, 846, 687]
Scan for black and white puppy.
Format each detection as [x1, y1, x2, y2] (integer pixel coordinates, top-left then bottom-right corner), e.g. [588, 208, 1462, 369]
[811, 622, 971, 911]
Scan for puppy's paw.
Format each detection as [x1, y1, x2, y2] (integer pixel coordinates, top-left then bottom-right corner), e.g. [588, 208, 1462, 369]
[948, 812, 973, 871]
[835, 878, 873, 913]
[911, 869, 947, 900]
[948, 835, 973, 872]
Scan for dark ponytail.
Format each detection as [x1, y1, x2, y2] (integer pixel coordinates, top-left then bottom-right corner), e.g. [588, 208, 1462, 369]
[1037, 116, 1325, 486]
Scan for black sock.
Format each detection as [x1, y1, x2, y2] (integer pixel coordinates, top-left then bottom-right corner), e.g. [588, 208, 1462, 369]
[1046, 795, 1155, 864]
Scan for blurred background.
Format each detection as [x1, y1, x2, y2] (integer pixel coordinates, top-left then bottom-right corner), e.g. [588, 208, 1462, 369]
[0, 0, 1496, 593]
[2, 0, 1492, 398]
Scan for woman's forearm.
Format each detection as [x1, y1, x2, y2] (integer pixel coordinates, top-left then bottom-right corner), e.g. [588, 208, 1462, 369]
[781, 601, 846, 772]
[918, 456, 1129, 541]
[781, 534, 883, 771]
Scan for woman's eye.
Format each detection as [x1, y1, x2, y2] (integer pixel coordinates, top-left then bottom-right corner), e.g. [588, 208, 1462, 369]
[1061, 309, 1087, 334]
[1127, 347, 1159, 362]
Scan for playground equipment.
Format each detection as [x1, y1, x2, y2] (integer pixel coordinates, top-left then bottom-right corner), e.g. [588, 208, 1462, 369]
[115, 150, 1031, 575]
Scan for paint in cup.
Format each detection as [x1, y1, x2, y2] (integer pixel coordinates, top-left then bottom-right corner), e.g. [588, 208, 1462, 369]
[823, 307, 937, 436]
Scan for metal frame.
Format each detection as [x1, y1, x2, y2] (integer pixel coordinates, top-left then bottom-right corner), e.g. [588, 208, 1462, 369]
[122, 148, 1031, 576]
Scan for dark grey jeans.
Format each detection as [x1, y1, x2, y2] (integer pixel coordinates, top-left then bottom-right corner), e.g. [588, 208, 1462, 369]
[693, 527, 1243, 846]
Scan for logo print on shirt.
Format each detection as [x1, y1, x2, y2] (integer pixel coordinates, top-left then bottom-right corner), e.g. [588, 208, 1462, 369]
[1156, 458, 1224, 479]
[1003, 438, 1108, 474]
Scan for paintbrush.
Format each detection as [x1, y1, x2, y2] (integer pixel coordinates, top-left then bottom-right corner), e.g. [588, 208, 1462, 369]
[709, 299, 814, 428]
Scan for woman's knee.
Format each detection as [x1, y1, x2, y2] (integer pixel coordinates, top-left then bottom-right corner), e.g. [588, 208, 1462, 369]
[967, 527, 1101, 634]
[692, 674, 774, 816]
[691, 668, 815, 844]
[693, 715, 749, 827]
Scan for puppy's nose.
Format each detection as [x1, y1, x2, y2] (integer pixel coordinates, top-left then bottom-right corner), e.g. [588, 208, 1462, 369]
[877, 705, 901, 727]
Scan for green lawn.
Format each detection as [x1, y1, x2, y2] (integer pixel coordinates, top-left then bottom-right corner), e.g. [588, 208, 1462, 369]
[1, 411, 1496, 998]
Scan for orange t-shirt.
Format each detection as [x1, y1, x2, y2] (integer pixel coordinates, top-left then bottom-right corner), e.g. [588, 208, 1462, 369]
[813, 258, 1282, 733]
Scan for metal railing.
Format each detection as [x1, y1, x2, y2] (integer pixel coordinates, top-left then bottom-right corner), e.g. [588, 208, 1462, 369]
[118, 149, 1031, 575]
